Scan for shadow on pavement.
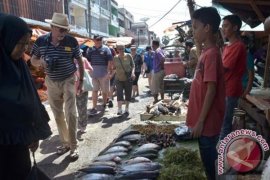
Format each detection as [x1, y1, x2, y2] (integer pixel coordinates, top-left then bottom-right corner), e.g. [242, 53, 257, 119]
[38, 153, 74, 179]
[101, 114, 131, 128]
[40, 135, 62, 154]
[87, 110, 105, 124]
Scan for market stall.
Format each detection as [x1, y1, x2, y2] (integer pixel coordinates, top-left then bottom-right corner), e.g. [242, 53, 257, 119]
[213, 0, 270, 179]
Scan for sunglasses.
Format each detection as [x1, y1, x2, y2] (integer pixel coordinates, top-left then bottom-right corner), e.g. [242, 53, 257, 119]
[53, 26, 69, 33]
[117, 48, 124, 51]
[95, 39, 102, 41]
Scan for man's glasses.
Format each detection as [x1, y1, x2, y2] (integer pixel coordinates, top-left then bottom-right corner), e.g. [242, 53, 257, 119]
[53, 26, 69, 33]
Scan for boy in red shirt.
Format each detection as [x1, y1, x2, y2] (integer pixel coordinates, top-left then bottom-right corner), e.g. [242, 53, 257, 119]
[186, 7, 225, 180]
[220, 15, 247, 140]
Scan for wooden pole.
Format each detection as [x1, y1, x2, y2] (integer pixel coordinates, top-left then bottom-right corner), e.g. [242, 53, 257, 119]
[187, 0, 202, 56]
[187, 0, 195, 19]
[263, 35, 270, 87]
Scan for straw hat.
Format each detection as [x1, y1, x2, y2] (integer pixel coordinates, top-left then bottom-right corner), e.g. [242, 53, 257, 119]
[45, 13, 70, 30]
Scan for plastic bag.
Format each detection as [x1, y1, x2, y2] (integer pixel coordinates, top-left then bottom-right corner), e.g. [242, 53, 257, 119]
[82, 70, 93, 92]
[174, 123, 192, 141]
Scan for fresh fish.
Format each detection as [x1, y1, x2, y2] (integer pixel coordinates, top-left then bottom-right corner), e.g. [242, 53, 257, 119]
[122, 157, 152, 165]
[132, 153, 158, 160]
[104, 151, 128, 158]
[117, 134, 142, 143]
[120, 162, 161, 172]
[88, 161, 116, 167]
[133, 149, 158, 156]
[115, 170, 160, 180]
[111, 141, 131, 148]
[79, 165, 116, 175]
[104, 146, 128, 154]
[94, 154, 122, 163]
[136, 143, 161, 151]
[81, 173, 114, 180]
[117, 129, 140, 139]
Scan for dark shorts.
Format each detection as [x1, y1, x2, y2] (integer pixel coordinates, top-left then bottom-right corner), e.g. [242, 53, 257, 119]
[132, 72, 141, 85]
[110, 74, 115, 87]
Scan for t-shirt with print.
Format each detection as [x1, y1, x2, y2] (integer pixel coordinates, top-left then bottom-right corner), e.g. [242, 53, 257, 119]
[186, 47, 225, 137]
[222, 40, 247, 97]
[31, 33, 81, 81]
[86, 45, 113, 78]
[114, 53, 134, 81]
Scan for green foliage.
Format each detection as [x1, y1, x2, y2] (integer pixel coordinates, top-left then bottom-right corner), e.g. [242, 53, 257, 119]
[158, 147, 206, 180]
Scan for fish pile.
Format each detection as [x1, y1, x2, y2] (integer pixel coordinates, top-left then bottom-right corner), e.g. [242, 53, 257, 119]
[146, 100, 181, 116]
[116, 144, 162, 179]
[77, 129, 162, 180]
[164, 74, 179, 79]
[140, 133, 176, 149]
[133, 124, 178, 136]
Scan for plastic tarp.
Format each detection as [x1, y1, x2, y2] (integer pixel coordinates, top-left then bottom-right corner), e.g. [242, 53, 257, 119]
[104, 37, 134, 47]
[31, 28, 94, 47]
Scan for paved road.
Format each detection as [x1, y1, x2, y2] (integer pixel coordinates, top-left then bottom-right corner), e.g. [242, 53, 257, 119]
[35, 76, 154, 179]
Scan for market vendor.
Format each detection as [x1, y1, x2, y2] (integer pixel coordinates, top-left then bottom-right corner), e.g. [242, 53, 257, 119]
[182, 39, 198, 78]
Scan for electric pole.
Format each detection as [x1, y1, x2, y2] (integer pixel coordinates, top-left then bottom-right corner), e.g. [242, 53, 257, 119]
[88, 0, 92, 37]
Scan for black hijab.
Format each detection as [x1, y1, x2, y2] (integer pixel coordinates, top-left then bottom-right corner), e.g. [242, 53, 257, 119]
[0, 14, 51, 145]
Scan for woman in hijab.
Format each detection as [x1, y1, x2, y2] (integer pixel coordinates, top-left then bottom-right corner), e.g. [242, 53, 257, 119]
[0, 14, 52, 180]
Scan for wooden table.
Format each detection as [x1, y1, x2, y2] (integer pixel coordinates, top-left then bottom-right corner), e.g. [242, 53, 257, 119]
[238, 88, 270, 142]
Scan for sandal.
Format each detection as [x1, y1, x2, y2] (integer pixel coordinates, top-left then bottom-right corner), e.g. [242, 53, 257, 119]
[56, 146, 70, 155]
[69, 149, 79, 160]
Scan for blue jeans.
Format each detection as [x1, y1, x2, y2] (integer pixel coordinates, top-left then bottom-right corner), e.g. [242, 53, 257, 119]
[219, 97, 239, 140]
[199, 135, 219, 180]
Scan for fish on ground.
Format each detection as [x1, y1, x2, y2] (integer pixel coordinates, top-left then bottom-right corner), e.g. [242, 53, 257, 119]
[122, 157, 152, 165]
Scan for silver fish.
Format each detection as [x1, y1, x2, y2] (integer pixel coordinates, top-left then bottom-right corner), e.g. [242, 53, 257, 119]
[132, 153, 158, 160]
[120, 162, 161, 172]
[136, 143, 161, 151]
[117, 129, 140, 139]
[94, 154, 122, 163]
[87, 161, 116, 167]
[115, 170, 160, 180]
[81, 173, 114, 180]
[117, 134, 142, 143]
[102, 152, 128, 158]
[104, 146, 128, 154]
[122, 157, 152, 165]
[79, 165, 116, 175]
[111, 141, 131, 148]
[133, 149, 158, 156]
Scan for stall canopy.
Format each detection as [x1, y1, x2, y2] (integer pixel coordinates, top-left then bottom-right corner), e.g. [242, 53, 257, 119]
[103, 37, 135, 47]
[213, 0, 270, 27]
[22, 17, 94, 48]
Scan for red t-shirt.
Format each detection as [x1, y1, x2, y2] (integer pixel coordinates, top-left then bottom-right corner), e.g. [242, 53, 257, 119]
[186, 47, 225, 137]
[222, 40, 247, 97]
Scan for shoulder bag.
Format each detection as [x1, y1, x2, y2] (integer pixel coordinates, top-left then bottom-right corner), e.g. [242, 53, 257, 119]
[118, 56, 133, 82]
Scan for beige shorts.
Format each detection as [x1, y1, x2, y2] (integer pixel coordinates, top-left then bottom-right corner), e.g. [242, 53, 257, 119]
[92, 76, 110, 93]
[151, 70, 165, 95]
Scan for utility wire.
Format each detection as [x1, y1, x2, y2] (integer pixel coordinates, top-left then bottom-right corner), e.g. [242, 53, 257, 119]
[149, 0, 182, 28]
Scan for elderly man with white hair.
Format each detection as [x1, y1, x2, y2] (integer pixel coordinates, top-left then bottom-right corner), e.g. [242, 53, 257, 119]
[31, 13, 83, 160]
